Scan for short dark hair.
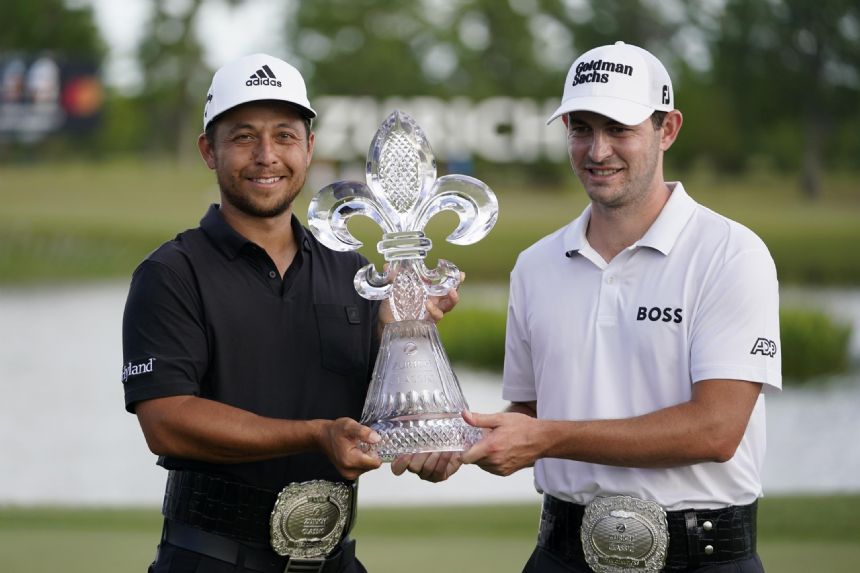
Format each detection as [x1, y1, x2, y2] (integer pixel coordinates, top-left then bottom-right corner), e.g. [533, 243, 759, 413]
[564, 110, 668, 129]
[651, 111, 667, 129]
[204, 109, 313, 149]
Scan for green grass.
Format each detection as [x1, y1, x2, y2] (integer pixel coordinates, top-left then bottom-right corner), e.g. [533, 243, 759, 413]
[1, 495, 858, 572]
[0, 159, 216, 283]
[0, 160, 859, 284]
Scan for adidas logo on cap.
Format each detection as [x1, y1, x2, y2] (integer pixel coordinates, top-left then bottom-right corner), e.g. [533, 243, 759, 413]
[246, 64, 282, 87]
[203, 53, 316, 130]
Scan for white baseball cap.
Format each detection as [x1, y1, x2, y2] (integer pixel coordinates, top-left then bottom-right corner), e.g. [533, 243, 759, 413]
[202, 53, 316, 131]
[547, 41, 673, 126]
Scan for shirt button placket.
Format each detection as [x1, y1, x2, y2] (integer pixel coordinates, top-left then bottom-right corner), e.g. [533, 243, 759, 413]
[597, 271, 619, 325]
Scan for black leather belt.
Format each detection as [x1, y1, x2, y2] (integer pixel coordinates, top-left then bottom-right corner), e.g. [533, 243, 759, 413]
[538, 495, 757, 571]
[162, 469, 279, 543]
[160, 470, 358, 572]
[163, 519, 354, 573]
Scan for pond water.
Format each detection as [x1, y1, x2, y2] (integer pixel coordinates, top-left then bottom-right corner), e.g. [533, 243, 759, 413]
[0, 282, 858, 507]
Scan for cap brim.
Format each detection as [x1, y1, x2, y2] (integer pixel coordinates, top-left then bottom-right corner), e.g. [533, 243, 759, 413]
[546, 97, 655, 126]
[237, 98, 316, 119]
[205, 98, 317, 130]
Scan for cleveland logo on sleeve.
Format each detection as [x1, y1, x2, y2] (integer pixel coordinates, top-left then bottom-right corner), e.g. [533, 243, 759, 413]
[122, 358, 156, 383]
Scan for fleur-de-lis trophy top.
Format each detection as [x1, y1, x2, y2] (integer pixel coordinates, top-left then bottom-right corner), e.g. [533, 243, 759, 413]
[308, 110, 498, 321]
[308, 110, 498, 461]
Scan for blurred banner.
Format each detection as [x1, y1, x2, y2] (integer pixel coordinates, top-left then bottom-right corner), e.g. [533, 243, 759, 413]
[0, 54, 104, 144]
[314, 96, 567, 164]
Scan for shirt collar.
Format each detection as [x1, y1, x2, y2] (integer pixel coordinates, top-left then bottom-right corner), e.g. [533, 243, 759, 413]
[562, 203, 591, 256]
[635, 182, 696, 255]
[561, 181, 696, 258]
[200, 204, 312, 260]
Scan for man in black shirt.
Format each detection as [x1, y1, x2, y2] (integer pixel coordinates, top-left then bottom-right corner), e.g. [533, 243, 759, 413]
[122, 53, 457, 573]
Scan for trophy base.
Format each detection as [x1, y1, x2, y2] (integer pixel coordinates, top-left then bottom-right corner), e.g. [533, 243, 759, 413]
[363, 414, 483, 462]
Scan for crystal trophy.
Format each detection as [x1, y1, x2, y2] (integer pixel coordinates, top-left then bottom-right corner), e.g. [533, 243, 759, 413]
[308, 110, 498, 461]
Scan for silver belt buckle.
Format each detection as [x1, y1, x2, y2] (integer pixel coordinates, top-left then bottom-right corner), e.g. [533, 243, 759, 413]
[580, 495, 669, 572]
[269, 480, 353, 562]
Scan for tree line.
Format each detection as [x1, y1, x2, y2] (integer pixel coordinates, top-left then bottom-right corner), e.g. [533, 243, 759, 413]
[2, 0, 859, 198]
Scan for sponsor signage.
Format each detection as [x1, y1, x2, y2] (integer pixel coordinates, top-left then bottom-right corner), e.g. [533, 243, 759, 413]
[0, 54, 104, 143]
[312, 95, 567, 163]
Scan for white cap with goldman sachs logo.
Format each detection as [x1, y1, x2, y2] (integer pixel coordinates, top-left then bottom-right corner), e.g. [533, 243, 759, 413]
[547, 41, 674, 126]
[202, 53, 317, 131]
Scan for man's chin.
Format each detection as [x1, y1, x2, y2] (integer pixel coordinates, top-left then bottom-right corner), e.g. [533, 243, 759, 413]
[248, 202, 292, 218]
[223, 194, 295, 219]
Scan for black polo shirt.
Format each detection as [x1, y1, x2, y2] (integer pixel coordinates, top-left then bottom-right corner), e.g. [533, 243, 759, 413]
[122, 204, 380, 490]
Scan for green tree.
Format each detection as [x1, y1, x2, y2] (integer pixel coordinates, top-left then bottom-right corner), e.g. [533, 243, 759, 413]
[287, 0, 556, 99]
[0, 0, 105, 57]
[135, 0, 209, 160]
[696, 0, 860, 197]
[543, 0, 682, 54]
[285, 0, 687, 186]
[288, 0, 686, 100]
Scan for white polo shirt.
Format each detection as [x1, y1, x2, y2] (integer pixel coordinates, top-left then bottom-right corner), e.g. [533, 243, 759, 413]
[502, 182, 781, 511]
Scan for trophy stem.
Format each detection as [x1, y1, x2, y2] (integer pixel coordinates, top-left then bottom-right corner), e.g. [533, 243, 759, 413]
[360, 320, 482, 462]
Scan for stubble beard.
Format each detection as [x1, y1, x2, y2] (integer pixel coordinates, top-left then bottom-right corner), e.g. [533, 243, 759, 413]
[577, 142, 661, 212]
[218, 171, 305, 219]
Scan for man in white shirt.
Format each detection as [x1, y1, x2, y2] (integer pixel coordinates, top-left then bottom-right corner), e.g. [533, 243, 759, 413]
[460, 42, 781, 572]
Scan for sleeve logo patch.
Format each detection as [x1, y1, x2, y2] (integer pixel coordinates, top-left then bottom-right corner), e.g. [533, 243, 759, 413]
[122, 358, 156, 383]
[750, 338, 777, 357]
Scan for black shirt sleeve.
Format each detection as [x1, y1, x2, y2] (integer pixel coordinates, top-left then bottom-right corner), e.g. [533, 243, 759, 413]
[122, 258, 207, 412]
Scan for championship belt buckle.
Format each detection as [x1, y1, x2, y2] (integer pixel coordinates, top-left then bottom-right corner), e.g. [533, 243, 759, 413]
[269, 480, 353, 559]
[580, 495, 669, 573]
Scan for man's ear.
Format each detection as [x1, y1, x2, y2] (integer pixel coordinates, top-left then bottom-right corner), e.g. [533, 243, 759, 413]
[198, 133, 216, 170]
[660, 110, 683, 151]
[305, 131, 315, 168]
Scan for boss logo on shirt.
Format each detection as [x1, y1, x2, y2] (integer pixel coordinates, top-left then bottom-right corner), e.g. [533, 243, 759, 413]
[122, 357, 156, 383]
[750, 337, 777, 357]
[636, 306, 683, 324]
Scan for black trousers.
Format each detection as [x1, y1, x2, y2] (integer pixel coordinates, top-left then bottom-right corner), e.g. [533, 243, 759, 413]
[148, 540, 368, 573]
[522, 545, 765, 573]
